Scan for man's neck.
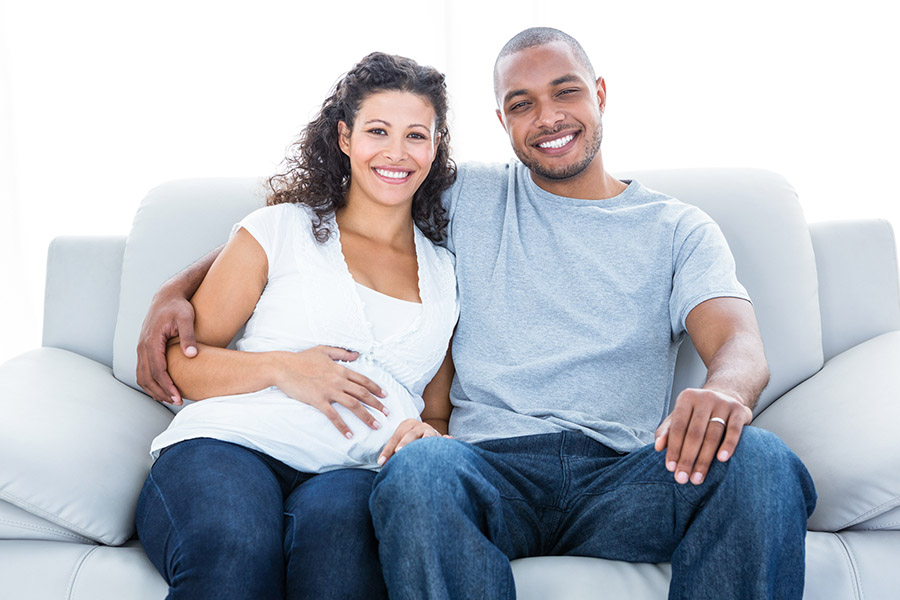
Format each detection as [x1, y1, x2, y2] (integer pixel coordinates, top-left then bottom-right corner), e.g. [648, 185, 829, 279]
[529, 154, 628, 201]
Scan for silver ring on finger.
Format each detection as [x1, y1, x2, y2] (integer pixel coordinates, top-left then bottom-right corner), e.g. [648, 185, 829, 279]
[709, 417, 727, 426]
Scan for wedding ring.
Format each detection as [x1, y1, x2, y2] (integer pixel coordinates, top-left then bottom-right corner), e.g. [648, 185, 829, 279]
[709, 417, 727, 426]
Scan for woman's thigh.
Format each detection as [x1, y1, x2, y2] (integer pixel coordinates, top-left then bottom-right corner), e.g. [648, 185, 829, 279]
[283, 468, 387, 600]
[136, 438, 288, 599]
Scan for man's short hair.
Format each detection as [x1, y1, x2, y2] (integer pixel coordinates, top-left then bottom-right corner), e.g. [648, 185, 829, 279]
[493, 27, 597, 104]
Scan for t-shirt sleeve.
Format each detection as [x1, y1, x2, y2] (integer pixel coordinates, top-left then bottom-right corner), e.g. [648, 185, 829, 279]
[670, 214, 750, 339]
[230, 205, 290, 277]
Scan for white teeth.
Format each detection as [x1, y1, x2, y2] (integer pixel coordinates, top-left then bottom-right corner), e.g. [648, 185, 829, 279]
[375, 168, 411, 179]
[538, 134, 575, 149]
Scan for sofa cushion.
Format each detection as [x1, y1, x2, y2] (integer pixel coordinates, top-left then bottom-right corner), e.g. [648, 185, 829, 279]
[0, 539, 167, 600]
[112, 178, 265, 394]
[0, 348, 173, 545]
[622, 169, 824, 414]
[752, 331, 900, 532]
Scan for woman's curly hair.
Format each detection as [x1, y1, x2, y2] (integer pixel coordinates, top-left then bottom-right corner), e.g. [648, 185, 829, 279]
[266, 52, 456, 243]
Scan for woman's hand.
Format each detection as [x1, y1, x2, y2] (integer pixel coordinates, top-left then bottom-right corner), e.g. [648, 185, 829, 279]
[377, 418, 450, 466]
[272, 347, 389, 440]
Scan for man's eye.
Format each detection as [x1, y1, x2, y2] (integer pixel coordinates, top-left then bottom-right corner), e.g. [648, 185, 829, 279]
[509, 101, 529, 111]
[559, 88, 578, 96]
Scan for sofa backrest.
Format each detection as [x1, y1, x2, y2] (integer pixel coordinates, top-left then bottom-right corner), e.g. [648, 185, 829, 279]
[112, 178, 266, 393]
[112, 168, 825, 415]
[620, 168, 824, 413]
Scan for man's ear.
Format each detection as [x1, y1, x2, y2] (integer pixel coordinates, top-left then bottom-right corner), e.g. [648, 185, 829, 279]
[596, 76, 607, 114]
[338, 121, 351, 156]
[496, 108, 508, 132]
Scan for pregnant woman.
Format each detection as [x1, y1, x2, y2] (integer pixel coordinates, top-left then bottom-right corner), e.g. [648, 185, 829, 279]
[135, 52, 459, 600]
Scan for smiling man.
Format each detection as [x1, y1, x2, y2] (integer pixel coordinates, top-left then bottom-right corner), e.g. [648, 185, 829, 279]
[367, 28, 817, 599]
[137, 28, 817, 600]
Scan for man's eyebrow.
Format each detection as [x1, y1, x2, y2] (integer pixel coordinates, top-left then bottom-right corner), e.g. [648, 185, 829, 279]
[551, 74, 582, 87]
[502, 88, 528, 107]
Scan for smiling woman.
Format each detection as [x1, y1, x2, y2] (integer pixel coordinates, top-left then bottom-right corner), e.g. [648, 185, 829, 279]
[134, 51, 460, 600]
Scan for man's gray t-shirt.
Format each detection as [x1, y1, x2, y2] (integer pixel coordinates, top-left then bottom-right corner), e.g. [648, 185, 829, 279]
[443, 161, 749, 453]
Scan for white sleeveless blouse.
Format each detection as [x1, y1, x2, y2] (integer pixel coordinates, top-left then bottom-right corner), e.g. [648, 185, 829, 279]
[150, 203, 459, 472]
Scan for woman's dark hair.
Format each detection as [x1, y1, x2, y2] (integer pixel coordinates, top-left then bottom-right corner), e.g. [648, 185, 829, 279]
[266, 52, 456, 243]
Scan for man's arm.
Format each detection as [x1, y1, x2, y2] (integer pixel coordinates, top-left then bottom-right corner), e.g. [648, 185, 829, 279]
[136, 244, 223, 404]
[654, 296, 768, 485]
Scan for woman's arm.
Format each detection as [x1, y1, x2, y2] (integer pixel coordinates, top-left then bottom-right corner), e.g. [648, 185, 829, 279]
[137, 244, 224, 404]
[377, 348, 455, 465]
[167, 227, 388, 438]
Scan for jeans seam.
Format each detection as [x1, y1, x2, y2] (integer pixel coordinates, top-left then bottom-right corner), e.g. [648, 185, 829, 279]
[148, 472, 185, 582]
[574, 481, 704, 509]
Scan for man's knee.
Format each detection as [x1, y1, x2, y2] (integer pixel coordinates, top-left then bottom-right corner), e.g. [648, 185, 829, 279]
[716, 426, 816, 515]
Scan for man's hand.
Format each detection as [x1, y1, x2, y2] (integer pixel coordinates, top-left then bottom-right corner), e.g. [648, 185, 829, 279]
[654, 388, 752, 485]
[376, 418, 450, 466]
[136, 292, 198, 405]
[272, 347, 388, 440]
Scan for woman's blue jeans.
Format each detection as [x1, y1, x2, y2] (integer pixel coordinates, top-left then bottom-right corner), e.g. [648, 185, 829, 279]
[370, 427, 817, 600]
[135, 438, 387, 600]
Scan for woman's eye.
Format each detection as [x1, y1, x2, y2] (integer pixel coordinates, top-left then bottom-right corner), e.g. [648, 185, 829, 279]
[367, 128, 386, 135]
[408, 132, 426, 140]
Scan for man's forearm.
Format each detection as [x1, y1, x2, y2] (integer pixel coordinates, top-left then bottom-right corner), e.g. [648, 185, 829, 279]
[701, 331, 769, 411]
[162, 244, 224, 300]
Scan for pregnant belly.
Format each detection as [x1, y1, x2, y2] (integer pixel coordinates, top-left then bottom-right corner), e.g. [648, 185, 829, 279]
[154, 361, 423, 472]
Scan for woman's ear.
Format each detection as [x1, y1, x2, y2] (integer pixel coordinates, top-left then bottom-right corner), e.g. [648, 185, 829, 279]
[338, 121, 351, 156]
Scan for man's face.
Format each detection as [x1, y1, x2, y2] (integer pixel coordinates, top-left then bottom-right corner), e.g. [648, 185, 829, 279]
[495, 42, 605, 184]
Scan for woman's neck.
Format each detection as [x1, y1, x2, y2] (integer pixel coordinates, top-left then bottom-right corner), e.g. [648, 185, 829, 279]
[336, 200, 415, 250]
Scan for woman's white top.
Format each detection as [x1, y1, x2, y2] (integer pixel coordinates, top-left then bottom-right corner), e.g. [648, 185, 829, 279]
[150, 203, 459, 472]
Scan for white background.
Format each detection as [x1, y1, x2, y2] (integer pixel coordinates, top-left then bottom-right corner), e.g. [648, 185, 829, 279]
[2, 0, 898, 365]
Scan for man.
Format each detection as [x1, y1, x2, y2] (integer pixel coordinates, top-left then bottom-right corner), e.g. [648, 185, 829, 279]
[139, 28, 815, 599]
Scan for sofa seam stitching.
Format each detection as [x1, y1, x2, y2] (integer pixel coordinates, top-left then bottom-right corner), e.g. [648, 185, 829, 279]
[0, 490, 109, 544]
[64, 544, 100, 600]
[836, 496, 900, 530]
[832, 532, 863, 600]
[0, 516, 93, 543]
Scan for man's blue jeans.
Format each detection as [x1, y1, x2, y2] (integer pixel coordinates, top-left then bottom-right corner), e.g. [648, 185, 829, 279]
[135, 438, 387, 600]
[370, 427, 817, 600]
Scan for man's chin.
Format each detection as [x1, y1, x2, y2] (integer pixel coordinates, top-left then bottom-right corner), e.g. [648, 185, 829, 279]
[519, 155, 592, 181]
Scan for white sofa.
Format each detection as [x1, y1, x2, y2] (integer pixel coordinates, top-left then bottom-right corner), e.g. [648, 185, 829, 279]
[1, 168, 899, 599]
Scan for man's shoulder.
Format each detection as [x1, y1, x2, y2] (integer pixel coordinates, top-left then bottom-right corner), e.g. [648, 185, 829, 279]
[455, 160, 512, 188]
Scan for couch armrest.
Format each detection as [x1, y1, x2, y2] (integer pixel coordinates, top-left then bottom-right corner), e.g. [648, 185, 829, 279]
[752, 331, 900, 532]
[43, 236, 126, 368]
[810, 220, 900, 361]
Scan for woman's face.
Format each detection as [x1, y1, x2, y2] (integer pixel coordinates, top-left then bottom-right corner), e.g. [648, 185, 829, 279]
[338, 90, 439, 211]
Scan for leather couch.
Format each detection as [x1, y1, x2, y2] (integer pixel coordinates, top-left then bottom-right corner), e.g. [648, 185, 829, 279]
[2, 168, 898, 599]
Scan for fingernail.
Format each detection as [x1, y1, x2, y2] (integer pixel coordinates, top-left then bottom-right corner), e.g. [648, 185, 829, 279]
[396, 445, 404, 452]
[345, 431, 353, 440]
[372, 420, 382, 430]
[380, 389, 387, 397]
[691, 472, 703, 485]
[169, 396, 178, 404]
[185, 346, 197, 357]
[667, 461, 676, 472]
[382, 406, 390, 416]
[676, 471, 689, 484]
[718, 450, 730, 461]
[377, 456, 386, 466]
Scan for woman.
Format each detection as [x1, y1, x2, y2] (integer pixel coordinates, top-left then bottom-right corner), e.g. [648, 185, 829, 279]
[135, 52, 459, 600]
